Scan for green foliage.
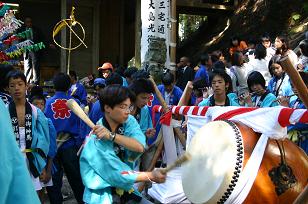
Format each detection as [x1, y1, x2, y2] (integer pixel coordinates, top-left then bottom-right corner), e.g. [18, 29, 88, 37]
[178, 14, 208, 41]
[304, 3, 308, 15]
[291, 13, 301, 21]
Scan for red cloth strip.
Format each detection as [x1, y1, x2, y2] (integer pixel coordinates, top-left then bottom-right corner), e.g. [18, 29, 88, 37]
[192, 106, 199, 115]
[214, 107, 257, 121]
[182, 106, 191, 115]
[200, 106, 209, 116]
[278, 108, 295, 127]
[299, 111, 308, 124]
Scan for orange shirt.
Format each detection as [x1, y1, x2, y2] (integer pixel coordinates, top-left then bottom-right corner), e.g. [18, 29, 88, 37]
[229, 41, 248, 56]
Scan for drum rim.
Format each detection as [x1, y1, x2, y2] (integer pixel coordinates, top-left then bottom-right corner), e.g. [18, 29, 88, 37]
[217, 120, 244, 203]
[182, 120, 244, 203]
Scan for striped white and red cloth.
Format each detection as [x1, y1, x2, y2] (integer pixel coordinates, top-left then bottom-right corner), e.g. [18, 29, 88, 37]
[152, 105, 308, 143]
[152, 105, 308, 204]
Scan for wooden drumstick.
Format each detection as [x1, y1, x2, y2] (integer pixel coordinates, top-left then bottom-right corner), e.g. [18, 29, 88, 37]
[71, 86, 78, 96]
[177, 81, 193, 106]
[66, 99, 95, 129]
[149, 76, 169, 113]
[280, 56, 308, 108]
[160, 153, 191, 174]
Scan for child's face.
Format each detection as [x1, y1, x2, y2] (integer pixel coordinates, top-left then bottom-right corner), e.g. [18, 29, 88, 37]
[250, 84, 265, 96]
[262, 38, 271, 48]
[274, 37, 282, 49]
[8, 78, 27, 100]
[32, 99, 45, 112]
[271, 63, 284, 77]
[212, 75, 228, 95]
[101, 70, 111, 79]
[232, 40, 239, 46]
[164, 84, 174, 94]
[136, 93, 151, 108]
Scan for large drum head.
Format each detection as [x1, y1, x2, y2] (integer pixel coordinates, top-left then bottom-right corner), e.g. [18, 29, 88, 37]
[182, 121, 244, 203]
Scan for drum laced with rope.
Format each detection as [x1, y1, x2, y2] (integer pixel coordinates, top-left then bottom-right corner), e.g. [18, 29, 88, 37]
[151, 105, 308, 204]
[182, 119, 308, 204]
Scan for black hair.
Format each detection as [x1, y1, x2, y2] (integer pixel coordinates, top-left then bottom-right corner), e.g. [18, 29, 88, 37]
[247, 71, 266, 92]
[114, 66, 126, 77]
[231, 51, 243, 66]
[299, 39, 308, 57]
[230, 36, 240, 46]
[247, 37, 257, 46]
[53, 73, 71, 92]
[200, 53, 210, 65]
[211, 69, 233, 94]
[29, 94, 46, 104]
[254, 44, 267, 60]
[260, 33, 271, 42]
[275, 35, 290, 55]
[193, 78, 208, 97]
[99, 84, 136, 112]
[161, 72, 174, 86]
[211, 50, 223, 64]
[129, 78, 154, 96]
[131, 70, 150, 80]
[6, 70, 27, 85]
[105, 72, 123, 86]
[268, 55, 282, 76]
[0, 64, 14, 91]
[124, 67, 138, 78]
[69, 70, 77, 80]
[212, 60, 225, 71]
[29, 85, 44, 99]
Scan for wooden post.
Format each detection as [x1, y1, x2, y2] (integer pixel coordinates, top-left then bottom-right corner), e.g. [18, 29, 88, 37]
[293, 184, 308, 204]
[280, 56, 308, 108]
[60, 0, 67, 73]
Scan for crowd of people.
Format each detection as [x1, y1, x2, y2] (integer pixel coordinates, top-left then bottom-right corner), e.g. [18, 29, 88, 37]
[0, 32, 307, 204]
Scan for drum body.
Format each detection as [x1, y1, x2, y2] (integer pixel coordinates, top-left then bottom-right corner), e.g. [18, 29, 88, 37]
[238, 122, 308, 204]
[182, 120, 308, 204]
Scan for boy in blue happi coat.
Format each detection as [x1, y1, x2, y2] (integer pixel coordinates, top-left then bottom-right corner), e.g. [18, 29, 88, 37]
[0, 98, 41, 204]
[45, 73, 84, 203]
[80, 85, 166, 204]
[199, 70, 240, 107]
[129, 78, 156, 138]
[30, 93, 61, 203]
[6, 70, 50, 201]
[148, 72, 183, 144]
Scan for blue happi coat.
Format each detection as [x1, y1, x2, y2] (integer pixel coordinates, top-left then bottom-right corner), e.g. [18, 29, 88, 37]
[80, 115, 146, 204]
[198, 93, 240, 107]
[288, 97, 308, 154]
[136, 106, 153, 135]
[147, 85, 183, 144]
[0, 99, 41, 204]
[68, 81, 88, 106]
[45, 91, 82, 149]
[30, 106, 50, 176]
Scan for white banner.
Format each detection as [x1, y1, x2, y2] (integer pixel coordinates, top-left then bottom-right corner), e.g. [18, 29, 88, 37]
[141, 0, 170, 68]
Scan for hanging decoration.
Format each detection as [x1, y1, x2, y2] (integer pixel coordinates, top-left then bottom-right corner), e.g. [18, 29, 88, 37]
[0, 4, 45, 65]
[52, 6, 87, 74]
